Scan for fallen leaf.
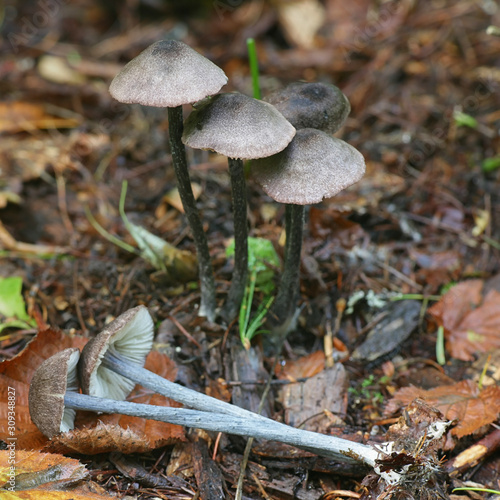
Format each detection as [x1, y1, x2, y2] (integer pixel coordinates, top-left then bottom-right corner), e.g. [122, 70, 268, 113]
[0, 102, 81, 134]
[0, 329, 185, 454]
[162, 184, 202, 214]
[275, 350, 325, 380]
[428, 280, 500, 360]
[384, 380, 500, 438]
[0, 450, 87, 490]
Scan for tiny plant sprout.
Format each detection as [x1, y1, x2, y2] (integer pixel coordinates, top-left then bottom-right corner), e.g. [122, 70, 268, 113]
[251, 129, 365, 337]
[182, 93, 296, 321]
[109, 40, 228, 323]
[31, 349, 379, 465]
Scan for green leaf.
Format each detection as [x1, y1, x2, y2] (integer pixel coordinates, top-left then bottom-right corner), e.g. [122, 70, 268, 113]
[482, 156, 500, 172]
[0, 277, 34, 325]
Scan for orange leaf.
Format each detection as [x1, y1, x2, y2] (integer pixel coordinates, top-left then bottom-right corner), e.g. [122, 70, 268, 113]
[385, 380, 500, 438]
[0, 102, 80, 134]
[275, 351, 325, 381]
[0, 450, 115, 498]
[428, 281, 500, 360]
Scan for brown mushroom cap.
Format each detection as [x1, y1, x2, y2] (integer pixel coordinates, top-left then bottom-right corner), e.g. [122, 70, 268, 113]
[251, 128, 365, 205]
[79, 305, 154, 401]
[264, 82, 351, 134]
[29, 348, 80, 438]
[109, 40, 228, 107]
[182, 93, 296, 159]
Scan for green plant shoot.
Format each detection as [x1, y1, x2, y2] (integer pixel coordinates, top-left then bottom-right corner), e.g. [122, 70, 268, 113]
[247, 38, 261, 99]
[0, 277, 37, 333]
[227, 237, 280, 348]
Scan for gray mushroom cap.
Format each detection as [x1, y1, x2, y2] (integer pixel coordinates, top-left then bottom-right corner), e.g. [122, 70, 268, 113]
[79, 305, 154, 401]
[29, 348, 80, 438]
[264, 82, 351, 134]
[182, 93, 296, 160]
[109, 40, 228, 107]
[251, 128, 365, 205]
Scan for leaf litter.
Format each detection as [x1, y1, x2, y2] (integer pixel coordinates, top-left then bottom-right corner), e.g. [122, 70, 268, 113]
[1, 0, 500, 498]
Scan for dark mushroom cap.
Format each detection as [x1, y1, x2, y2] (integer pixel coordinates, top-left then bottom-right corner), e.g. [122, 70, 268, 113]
[109, 40, 228, 107]
[251, 128, 365, 205]
[182, 93, 296, 160]
[264, 82, 351, 134]
[79, 305, 154, 401]
[29, 348, 80, 438]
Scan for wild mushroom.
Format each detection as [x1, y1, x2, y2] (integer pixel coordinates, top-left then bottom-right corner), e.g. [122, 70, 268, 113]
[79, 306, 282, 422]
[264, 82, 352, 269]
[109, 40, 228, 322]
[251, 128, 366, 337]
[182, 93, 296, 321]
[31, 349, 379, 465]
[264, 81, 351, 134]
[29, 348, 80, 438]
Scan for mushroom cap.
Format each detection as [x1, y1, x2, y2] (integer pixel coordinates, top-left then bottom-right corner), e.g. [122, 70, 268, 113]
[109, 40, 228, 107]
[182, 93, 296, 159]
[29, 348, 80, 438]
[264, 82, 351, 134]
[79, 305, 154, 401]
[251, 128, 365, 205]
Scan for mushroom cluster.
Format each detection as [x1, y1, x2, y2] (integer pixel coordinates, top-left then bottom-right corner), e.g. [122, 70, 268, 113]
[109, 40, 365, 342]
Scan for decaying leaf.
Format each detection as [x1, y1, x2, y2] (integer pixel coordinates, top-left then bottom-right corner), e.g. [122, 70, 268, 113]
[0, 450, 87, 490]
[0, 329, 185, 454]
[385, 380, 500, 438]
[0, 102, 81, 134]
[428, 280, 500, 361]
[275, 350, 325, 381]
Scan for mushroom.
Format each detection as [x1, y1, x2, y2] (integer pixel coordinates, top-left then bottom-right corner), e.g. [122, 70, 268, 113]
[251, 128, 366, 336]
[182, 93, 296, 321]
[78, 306, 282, 422]
[109, 40, 229, 323]
[264, 82, 351, 134]
[29, 348, 80, 438]
[30, 349, 378, 465]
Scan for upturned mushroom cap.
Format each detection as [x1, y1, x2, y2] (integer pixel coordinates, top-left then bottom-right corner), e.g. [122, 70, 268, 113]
[79, 305, 154, 401]
[109, 40, 228, 107]
[264, 82, 351, 134]
[251, 128, 365, 205]
[182, 93, 296, 159]
[29, 348, 80, 438]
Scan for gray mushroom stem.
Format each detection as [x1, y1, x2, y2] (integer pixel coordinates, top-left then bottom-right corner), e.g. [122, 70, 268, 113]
[63, 391, 378, 465]
[271, 204, 305, 332]
[101, 351, 266, 422]
[221, 158, 248, 321]
[168, 106, 216, 322]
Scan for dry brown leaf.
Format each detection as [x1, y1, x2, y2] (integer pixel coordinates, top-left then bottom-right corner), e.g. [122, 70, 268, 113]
[384, 380, 500, 438]
[0, 329, 184, 454]
[162, 184, 202, 214]
[428, 280, 500, 361]
[0, 102, 81, 134]
[275, 350, 325, 380]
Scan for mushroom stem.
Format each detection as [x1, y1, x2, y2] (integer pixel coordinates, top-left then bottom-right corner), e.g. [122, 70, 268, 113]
[221, 158, 249, 321]
[63, 391, 378, 465]
[167, 105, 216, 322]
[270, 204, 304, 332]
[101, 351, 267, 422]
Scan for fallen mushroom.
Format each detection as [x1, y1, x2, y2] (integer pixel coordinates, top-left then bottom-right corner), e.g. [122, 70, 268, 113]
[109, 40, 228, 322]
[79, 305, 285, 422]
[182, 93, 295, 321]
[31, 348, 379, 465]
[251, 128, 366, 338]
